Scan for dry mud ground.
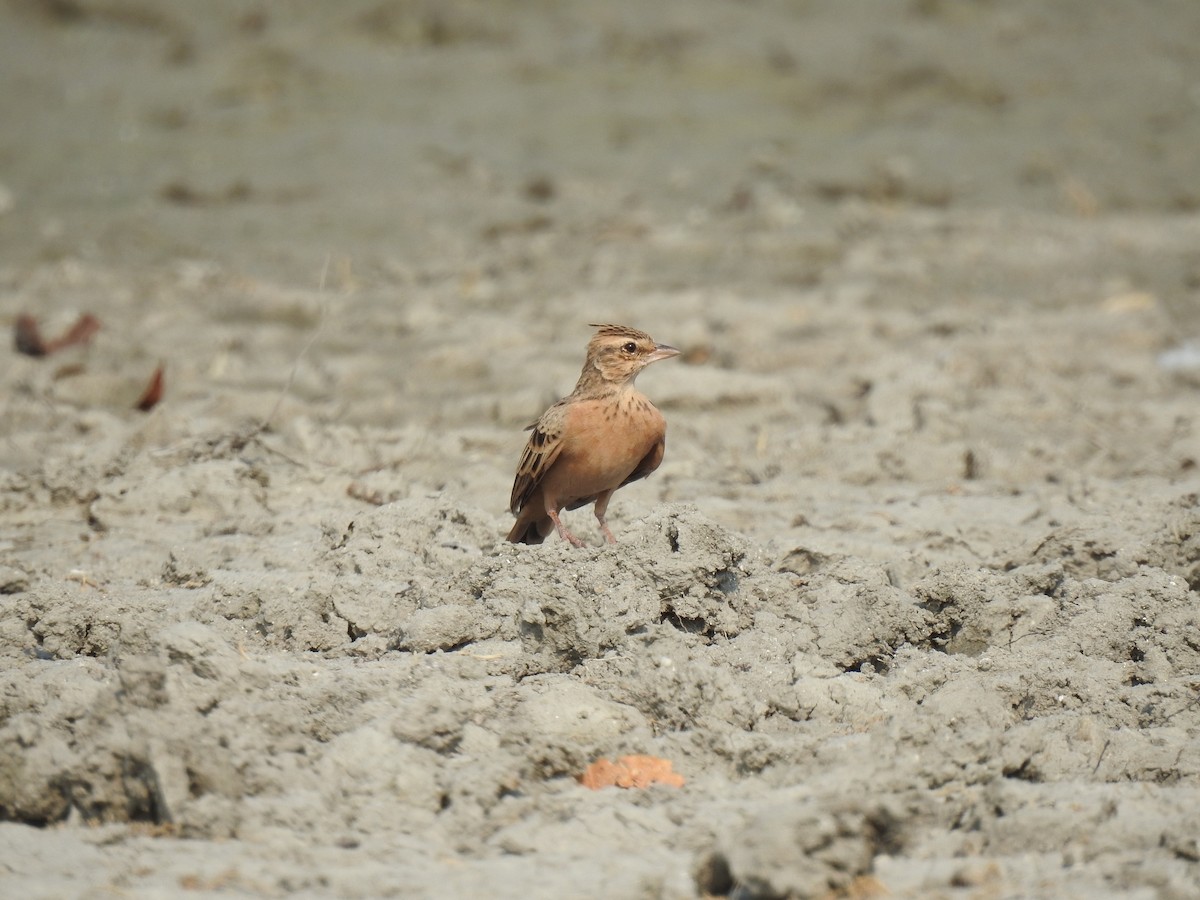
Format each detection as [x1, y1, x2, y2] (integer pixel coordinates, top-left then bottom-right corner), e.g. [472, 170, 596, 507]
[2, 1, 1200, 898]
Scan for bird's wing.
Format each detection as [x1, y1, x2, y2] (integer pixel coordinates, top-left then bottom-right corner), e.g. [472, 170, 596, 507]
[620, 437, 665, 488]
[509, 402, 568, 514]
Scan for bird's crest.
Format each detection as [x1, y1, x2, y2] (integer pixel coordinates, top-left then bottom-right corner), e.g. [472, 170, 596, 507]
[587, 323, 653, 342]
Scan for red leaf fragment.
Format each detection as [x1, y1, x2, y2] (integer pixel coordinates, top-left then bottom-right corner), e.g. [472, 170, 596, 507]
[14, 314, 47, 356]
[47, 313, 101, 353]
[14, 312, 101, 357]
[135, 364, 165, 411]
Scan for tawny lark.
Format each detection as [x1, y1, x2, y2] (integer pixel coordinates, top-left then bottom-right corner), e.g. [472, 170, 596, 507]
[508, 324, 679, 547]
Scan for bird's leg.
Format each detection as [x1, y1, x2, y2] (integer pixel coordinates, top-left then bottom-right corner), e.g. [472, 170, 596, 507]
[547, 507, 586, 548]
[593, 492, 617, 545]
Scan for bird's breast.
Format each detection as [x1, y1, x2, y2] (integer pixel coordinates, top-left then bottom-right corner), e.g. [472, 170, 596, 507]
[554, 394, 665, 493]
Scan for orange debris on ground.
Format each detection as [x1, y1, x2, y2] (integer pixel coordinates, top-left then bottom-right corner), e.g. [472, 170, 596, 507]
[578, 755, 685, 790]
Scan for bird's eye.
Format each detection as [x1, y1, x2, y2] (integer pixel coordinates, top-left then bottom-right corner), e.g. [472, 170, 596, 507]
[622, 342, 637, 354]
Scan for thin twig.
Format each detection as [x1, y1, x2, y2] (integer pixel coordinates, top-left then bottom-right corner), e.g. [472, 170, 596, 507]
[255, 253, 331, 436]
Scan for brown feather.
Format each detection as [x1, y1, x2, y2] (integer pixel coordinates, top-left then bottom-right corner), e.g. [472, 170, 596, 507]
[509, 419, 566, 514]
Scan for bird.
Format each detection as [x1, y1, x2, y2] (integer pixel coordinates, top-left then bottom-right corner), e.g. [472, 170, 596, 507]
[507, 324, 680, 547]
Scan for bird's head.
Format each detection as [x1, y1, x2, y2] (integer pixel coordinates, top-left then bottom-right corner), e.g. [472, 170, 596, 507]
[582, 324, 679, 385]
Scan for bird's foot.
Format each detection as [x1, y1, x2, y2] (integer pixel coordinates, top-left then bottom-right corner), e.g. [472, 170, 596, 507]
[598, 519, 618, 545]
[549, 510, 587, 548]
[559, 529, 586, 548]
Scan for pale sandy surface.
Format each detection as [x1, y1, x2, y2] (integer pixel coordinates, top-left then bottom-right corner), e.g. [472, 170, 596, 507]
[2, 2, 1200, 898]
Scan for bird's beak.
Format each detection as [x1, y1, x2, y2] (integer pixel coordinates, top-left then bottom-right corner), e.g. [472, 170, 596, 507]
[646, 343, 680, 364]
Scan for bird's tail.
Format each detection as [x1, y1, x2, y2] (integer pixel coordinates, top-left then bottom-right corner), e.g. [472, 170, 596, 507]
[506, 512, 553, 544]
